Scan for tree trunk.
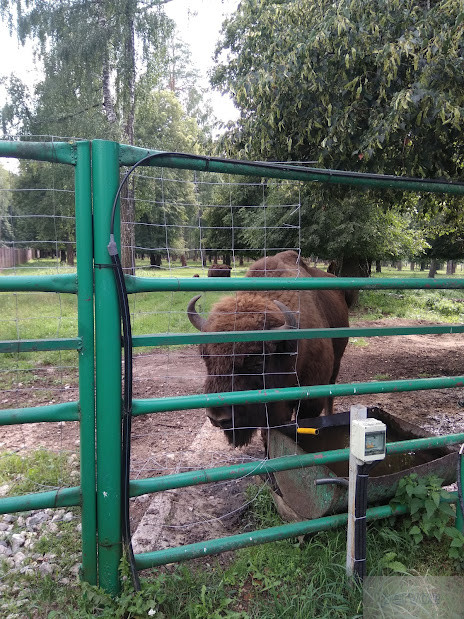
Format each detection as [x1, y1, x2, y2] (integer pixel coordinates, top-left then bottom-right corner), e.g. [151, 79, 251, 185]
[60, 249, 66, 263]
[396, 261, 402, 271]
[375, 260, 381, 273]
[420, 261, 426, 271]
[98, 7, 117, 126]
[66, 246, 74, 266]
[180, 254, 187, 267]
[337, 257, 370, 306]
[120, 180, 136, 274]
[338, 257, 370, 278]
[120, 8, 137, 273]
[239, 255, 244, 266]
[446, 260, 457, 275]
[428, 259, 439, 278]
[410, 262, 415, 271]
[150, 253, 161, 268]
[102, 55, 117, 124]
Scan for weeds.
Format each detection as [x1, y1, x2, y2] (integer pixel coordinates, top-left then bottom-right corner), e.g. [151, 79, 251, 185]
[390, 474, 464, 568]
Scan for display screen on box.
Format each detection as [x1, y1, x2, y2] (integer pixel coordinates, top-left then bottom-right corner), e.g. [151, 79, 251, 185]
[365, 431, 386, 456]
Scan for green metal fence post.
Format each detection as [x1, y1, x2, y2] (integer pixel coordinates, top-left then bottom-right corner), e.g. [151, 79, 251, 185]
[92, 139, 122, 594]
[75, 140, 97, 585]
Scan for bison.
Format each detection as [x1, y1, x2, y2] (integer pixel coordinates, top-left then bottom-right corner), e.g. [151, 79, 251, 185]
[187, 250, 352, 447]
[208, 263, 232, 277]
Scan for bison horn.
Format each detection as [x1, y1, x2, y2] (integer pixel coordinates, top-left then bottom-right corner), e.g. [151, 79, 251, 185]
[273, 300, 298, 329]
[187, 295, 207, 331]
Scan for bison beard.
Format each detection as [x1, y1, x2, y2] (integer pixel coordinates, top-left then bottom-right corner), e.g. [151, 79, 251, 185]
[187, 251, 352, 447]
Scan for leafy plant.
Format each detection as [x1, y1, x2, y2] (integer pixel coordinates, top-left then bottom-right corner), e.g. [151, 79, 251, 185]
[390, 474, 464, 566]
[378, 551, 408, 574]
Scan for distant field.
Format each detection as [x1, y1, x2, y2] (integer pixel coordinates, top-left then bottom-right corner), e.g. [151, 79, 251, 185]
[1, 258, 464, 345]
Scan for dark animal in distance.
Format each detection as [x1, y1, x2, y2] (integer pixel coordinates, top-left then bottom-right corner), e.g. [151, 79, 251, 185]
[327, 260, 338, 275]
[187, 250, 352, 447]
[208, 263, 231, 277]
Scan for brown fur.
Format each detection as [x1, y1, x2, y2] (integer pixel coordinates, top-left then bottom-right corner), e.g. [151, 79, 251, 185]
[194, 251, 351, 447]
[208, 263, 232, 277]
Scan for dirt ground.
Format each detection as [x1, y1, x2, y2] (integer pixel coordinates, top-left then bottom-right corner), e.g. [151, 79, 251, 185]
[2, 317, 464, 552]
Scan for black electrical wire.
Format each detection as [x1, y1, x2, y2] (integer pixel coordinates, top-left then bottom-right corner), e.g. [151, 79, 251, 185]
[107, 243, 140, 591]
[108, 152, 209, 590]
[458, 444, 464, 521]
[353, 463, 370, 582]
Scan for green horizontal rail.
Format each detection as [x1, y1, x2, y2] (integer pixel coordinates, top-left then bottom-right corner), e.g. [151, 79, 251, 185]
[0, 401, 79, 426]
[0, 338, 81, 353]
[0, 140, 75, 165]
[135, 493, 458, 569]
[129, 433, 464, 497]
[0, 274, 78, 293]
[136, 490, 456, 568]
[125, 275, 464, 293]
[119, 145, 464, 196]
[132, 375, 464, 416]
[0, 486, 81, 515]
[134, 504, 403, 568]
[132, 323, 464, 348]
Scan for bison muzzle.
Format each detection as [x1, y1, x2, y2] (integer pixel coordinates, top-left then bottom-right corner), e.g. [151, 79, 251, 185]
[187, 250, 352, 447]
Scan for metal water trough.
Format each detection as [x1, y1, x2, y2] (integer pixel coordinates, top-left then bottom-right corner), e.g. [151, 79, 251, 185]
[268, 407, 458, 521]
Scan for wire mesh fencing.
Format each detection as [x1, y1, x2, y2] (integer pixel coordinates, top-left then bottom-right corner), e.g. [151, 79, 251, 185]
[121, 166, 310, 552]
[0, 138, 84, 587]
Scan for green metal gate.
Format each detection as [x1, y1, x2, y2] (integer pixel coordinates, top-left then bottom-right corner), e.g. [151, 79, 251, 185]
[1, 138, 464, 595]
[0, 140, 96, 585]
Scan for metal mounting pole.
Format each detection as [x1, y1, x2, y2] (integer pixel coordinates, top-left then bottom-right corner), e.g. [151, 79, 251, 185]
[346, 404, 368, 579]
[92, 140, 123, 595]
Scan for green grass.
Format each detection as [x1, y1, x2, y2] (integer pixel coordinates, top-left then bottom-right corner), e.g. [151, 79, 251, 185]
[356, 288, 464, 322]
[3, 258, 464, 346]
[0, 448, 79, 495]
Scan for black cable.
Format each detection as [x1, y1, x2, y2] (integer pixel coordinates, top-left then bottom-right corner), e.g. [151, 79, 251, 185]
[458, 444, 464, 522]
[353, 463, 369, 582]
[107, 152, 207, 589]
[107, 245, 140, 591]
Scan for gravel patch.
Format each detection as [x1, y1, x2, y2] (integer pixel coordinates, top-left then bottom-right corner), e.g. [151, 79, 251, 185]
[0, 508, 81, 593]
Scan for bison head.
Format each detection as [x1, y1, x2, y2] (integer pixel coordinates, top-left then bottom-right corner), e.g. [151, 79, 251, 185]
[187, 294, 298, 447]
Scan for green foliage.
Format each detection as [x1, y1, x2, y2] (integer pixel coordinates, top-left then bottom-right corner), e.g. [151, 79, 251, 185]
[0, 1, 213, 271]
[357, 286, 464, 322]
[390, 473, 464, 566]
[0, 164, 14, 243]
[214, 0, 464, 177]
[9, 159, 76, 255]
[212, 0, 464, 267]
[378, 551, 408, 574]
[1, 0, 174, 138]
